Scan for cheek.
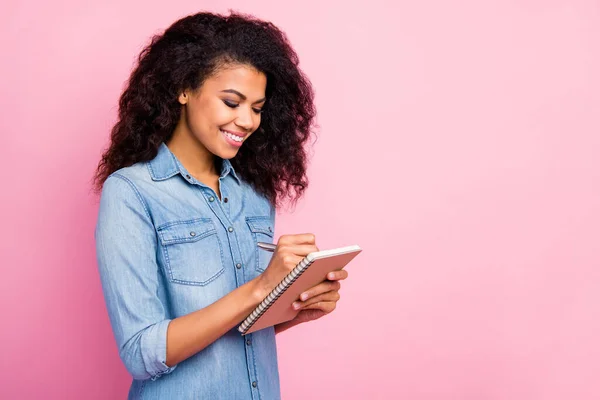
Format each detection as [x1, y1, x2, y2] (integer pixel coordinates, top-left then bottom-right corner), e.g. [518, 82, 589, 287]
[185, 109, 205, 138]
[205, 102, 236, 129]
[188, 102, 230, 133]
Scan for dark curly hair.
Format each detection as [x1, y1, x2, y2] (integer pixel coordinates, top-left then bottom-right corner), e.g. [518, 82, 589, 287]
[94, 11, 316, 207]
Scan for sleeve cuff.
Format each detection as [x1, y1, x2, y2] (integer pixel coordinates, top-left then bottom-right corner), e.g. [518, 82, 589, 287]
[140, 319, 177, 380]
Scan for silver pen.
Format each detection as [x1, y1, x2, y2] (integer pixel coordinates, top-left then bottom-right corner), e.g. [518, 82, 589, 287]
[257, 242, 277, 252]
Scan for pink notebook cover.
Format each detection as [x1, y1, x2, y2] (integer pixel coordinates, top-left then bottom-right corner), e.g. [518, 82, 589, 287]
[238, 245, 362, 335]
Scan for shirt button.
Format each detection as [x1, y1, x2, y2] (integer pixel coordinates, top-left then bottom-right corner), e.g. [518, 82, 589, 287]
[224, 197, 229, 203]
[252, 381, 257, 388]
[228, 227, 234, 232]
[236, 263, 242, 269]
[246, 339, 252, 345]
[209, 196, 215, 202]
[190, 231, 196, 237]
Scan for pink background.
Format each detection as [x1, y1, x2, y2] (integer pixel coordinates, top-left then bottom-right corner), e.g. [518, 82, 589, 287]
[2, 0, 599, 399]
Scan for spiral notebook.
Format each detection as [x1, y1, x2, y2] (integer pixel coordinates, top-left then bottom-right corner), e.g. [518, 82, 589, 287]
[238, 245, 362, 335]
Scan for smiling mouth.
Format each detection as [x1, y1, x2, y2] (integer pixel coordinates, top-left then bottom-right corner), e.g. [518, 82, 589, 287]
[220, 129, 245, 145]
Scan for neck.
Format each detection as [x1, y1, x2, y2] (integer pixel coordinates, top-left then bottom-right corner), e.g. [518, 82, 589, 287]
[167, 112, 218, 179]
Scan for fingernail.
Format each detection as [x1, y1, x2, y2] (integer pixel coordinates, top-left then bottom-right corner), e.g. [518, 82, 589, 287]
[328, 273, 335, 279]
[300, 293, 308, 301]
[292, 302, 300, 310]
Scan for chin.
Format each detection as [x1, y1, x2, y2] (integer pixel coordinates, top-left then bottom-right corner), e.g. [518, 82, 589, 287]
[214, 146, 240, 160]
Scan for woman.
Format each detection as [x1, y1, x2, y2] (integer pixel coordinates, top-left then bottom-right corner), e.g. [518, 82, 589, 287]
[94, 11, 347, 399]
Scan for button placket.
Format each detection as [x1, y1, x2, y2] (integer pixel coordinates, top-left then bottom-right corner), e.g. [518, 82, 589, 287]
[220, 187, 230, 218]
[181, 170, 266, 397]
[243, 332, 260, 398]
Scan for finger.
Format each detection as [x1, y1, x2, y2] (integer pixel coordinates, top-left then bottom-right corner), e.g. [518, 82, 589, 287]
[279, 254, 304, 270]
[298, 281, 341, 301]
[293, 290, 340, 309]
[277, 244, 319, 257]
[278, 233, 317, 246]
[300, 300, 337, 314]
[326, 269, 348, 281]
[296, 309, 325, 321]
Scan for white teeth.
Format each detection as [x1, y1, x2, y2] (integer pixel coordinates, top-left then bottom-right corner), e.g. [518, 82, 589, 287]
[221, 130, 243, 143]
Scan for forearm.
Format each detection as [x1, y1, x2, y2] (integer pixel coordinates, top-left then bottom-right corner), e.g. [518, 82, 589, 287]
[166, 277, 266, 366]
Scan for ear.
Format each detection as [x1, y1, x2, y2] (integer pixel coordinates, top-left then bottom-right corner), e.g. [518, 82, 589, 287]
[178, 90, 189, 105]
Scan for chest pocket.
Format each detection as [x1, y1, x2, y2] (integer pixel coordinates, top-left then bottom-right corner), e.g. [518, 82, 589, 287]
[157, 218, 225, 286]
[246, 216, 275, 273]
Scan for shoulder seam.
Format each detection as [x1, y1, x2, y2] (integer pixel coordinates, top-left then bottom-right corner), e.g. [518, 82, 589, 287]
[110, 173, 152, 221]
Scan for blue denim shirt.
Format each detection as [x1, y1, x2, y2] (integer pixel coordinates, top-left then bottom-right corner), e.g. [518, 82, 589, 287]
[95, 143, 280, 399]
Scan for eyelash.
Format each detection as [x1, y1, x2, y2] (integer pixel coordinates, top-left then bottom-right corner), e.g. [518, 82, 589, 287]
[223, 100, 264, 114]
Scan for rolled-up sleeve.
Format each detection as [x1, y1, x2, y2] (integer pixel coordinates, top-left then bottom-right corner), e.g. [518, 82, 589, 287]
[95, 174, 176, 381]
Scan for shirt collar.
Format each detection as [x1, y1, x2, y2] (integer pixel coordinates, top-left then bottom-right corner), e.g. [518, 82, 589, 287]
[219, 157, 240, 183]
[148, 142, 240, 184]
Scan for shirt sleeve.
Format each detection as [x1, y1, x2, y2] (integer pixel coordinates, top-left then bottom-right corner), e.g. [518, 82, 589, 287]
[95, 173, 177, 381]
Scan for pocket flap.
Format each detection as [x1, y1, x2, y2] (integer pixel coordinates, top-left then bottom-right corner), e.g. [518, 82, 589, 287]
[246, 216, 274, 237]
[157, 218, 216, 245]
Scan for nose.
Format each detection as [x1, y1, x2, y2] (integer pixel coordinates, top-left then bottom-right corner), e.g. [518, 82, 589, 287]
[234, 106, 255, 131]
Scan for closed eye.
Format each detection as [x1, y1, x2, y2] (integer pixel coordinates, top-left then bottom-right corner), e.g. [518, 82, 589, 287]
[223, 99, 263, 114]
[223, 100, 239, 109]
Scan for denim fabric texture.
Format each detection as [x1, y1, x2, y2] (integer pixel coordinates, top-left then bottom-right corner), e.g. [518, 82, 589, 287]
[95, 143, 280, 399]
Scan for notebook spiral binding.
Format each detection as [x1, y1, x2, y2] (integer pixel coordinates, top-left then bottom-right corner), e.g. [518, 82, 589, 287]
[238, 257, 315, 334]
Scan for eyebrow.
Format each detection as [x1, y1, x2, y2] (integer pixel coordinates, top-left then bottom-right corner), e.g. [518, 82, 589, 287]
[220, 89, 266, 104]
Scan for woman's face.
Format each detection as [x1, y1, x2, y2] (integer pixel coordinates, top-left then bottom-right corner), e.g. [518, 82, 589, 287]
[178, 63, 267, 160]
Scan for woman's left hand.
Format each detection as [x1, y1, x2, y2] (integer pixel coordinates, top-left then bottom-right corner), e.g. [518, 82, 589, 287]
[275, 269, 349, 332]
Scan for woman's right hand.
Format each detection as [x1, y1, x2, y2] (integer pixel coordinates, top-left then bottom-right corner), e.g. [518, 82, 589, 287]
[255, 233, 319, 298]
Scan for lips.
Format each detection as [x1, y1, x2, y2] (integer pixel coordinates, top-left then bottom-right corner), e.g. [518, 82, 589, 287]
[220, 129, 246, 147]
[220, 129, 247, 139]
